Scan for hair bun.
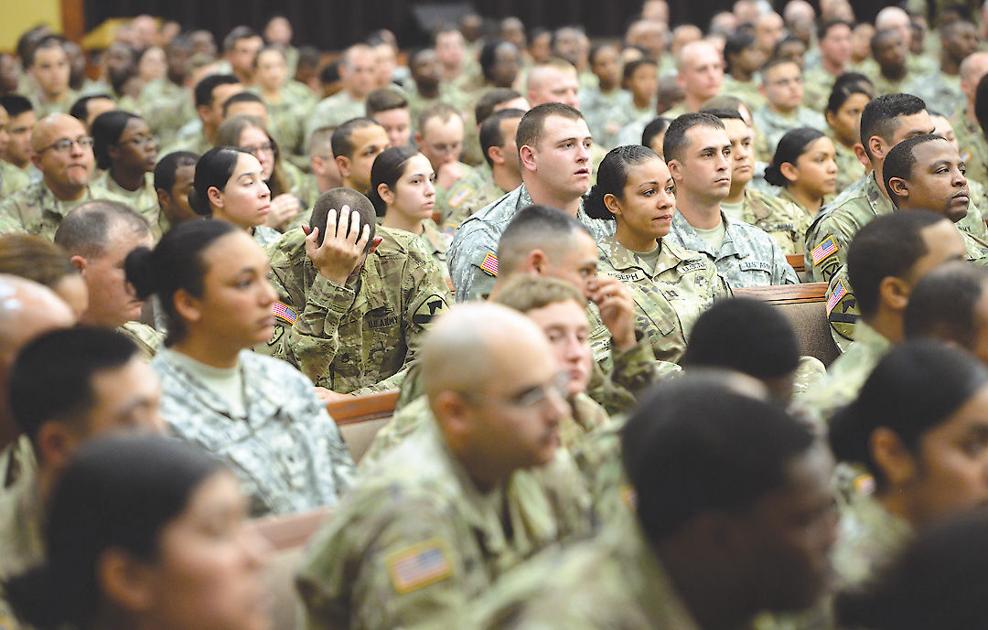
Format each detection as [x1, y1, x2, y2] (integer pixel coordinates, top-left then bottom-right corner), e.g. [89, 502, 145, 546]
[124, 246, 157, 299]
[762, 164, 786, 188]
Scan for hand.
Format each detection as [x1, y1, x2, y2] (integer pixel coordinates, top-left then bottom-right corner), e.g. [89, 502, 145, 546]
[314, 387, 353, 404]
[265, 194, 302, 230]
[586, 276, 637, 351]
[436, 161, 465, 190]
[304, 206, 370, 285]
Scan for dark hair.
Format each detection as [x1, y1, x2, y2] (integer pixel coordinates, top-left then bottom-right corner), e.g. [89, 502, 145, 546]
[703, 108, 744, 122]
[367, 146, 420, 216]
[54, 200, 150, 259]
[190, 146, 245, 215]
[836, 507, 988, 629]
[125, 219, 238, 344]
[0, 234, 77, 290]
[221, 91, 265, 118]
[641, 116, 671, 149]
[214, 115, 290, 197]
[479, 108, 525, 167]
[859, 93, 927, 162]
[223, 25, 260, 52]
[479, 40, 513, 83]
[154, 151, 199, 193]
[25, 35, 65, 68]
[91, 110, 140, 170]
[663, 112, 725, 164]
[5, 434, 224, 629]
[588, 42, 617, 67]
[829, 341, 988, 487]
[764, 127, 827, 187]
[825, 72, 874, 116]
[883, 134, 950, 206]
[681, 298, 800, 378]
[760, 56, 800, 83]
[623, 374, 815, 540]
[515, 103, 584, 151]
[497, 204, 591, 276]
[975, 73, 988, 139]
[69, 94, 114, 124]
[0, 94, 33, 118]
[308, 188, 377, 249]
[330, 117, 380, 160]
[9, 327, 138, 445]
[847, 211, 945, 318]
[905, 262, 988, 349]
[585, 145, 660, 220]
[817, 18, 853, 41]
[365, 87, 408, 116]
[622, 58, 657, 85]
[193, 73, 239, 109]
[474, 88, 523, 125]
[723, 30, 757, 74]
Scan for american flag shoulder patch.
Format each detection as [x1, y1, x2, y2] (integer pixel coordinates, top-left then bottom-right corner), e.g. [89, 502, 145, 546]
[272, 301, 298, 325]
[826, 279, 847, 316]
[479, 251, 499, 277]
[811, 236, 839, 266]
[387, 539, 453, 594]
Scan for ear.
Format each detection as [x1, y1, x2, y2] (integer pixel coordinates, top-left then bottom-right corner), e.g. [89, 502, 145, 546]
[335, 155, 351, 178]
[206, 185, 224, 210]
[824, 110, 836, 129]
[368, 236, 383, 254]
[69, 254, 87, 274]
[888, 176, 909, 200]
[853, 143, 870, 169]
[30, 151, 43, 170]
[779, 161, 799, 184]
[35, 422, 81, 470]
[377, 182, 395, 206]
[414, 131, 424, 148]
[870, 426, 917, 487]
[431, 390, 471, 446]
[155, 188, 170, 210]
[879, 275, 911, 313]
[487, 144, 505, 166]
[519, 144, 537, 172]
[867, 135, 886, 162]
[603, 192, 622, 217]
[173, 287, 204, 325]
[196, 104, 211, 122]
[107, 143, 122, 162]
[525, 249, 548, 274]
[97, 548, 156, 613]
[667, 158, 683, 182]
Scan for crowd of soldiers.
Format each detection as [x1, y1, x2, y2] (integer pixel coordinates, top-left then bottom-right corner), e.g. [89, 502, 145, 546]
[2, 0, 988, 628]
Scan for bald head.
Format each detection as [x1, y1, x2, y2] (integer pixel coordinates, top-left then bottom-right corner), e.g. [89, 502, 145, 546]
[0, 275, 75, 448]
[961, 51, 988, 100]
[876, 6, 911, 47]
[526, 60, 580, 108]
[31, 113, 85, 152]
[676, 40, 719, 72]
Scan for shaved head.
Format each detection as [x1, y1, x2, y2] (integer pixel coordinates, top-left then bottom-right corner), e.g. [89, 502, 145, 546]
[31, 113, 85, 152]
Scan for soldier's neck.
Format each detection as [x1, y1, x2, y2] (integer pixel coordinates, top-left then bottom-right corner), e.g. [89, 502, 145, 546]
[677, 191, 724, 230]
[940, 55, 961, 76]
[730, 68, 753, 82]
[44, 178, 86, 202]
[381, 211, 423, 235]
[172, 336, 242, 369]
[786, 185, 822, 215]
[492, 165, 522, 193]
[821, 57, 844, 76]
[864, 310, 902, 346]
[724, 183, 745, 204]
[111, 165, 146, 192]
[524, 178, 581, 216]
[417, 83, 440, 99]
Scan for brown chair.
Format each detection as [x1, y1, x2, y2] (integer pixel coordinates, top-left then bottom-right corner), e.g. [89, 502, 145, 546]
[786, 253, 808, 282]
[734, 282, 840, 366]
[327, 390, 399, 463]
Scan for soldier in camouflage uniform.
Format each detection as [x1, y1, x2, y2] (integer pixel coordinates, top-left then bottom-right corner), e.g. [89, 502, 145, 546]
[251, 46, 316, 158]
[752, 58, 826, 163]
[0, 327, 163, 629]
[801, 20, 854, 109]
[908, 19, 977, 119]
[268, 189, 450, 394]
[297, 304, 593, 629]
[0, 114, 96, 239]
[475, 374, 836, 630]
[0, 105, 29, 198]
[22, 39, 77, 118]
[158, 74, 241, 157]
[448, 104, 615, 302]
[864, 29, 913, 97]
[304, 45, 377, 142]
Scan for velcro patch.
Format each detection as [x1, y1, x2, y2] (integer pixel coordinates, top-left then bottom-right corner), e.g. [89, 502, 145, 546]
[826, 279, 847, 316]
[387, 539, 453, 594]
[811, 236, 839, 266]
[272, 301, 298, 325]
[412, 294, 449, 325]
[479, 251, 499, 277]
[448, 187, 470, 208]
[678, 260, 707, 275]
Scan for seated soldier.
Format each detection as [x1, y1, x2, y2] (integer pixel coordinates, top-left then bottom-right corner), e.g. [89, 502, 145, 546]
[365, 87, 412, 149]
[585, 145, 730, 363]
[904, 261, 988, 364]
[663, 113, 798, 288]
[297, 303, 592, 628]
[825, 133, 988, 348]
[753, 57, 826, 163]
[868, 28, 911, 97]
[68, 93, 116, 131]
[53, 200, 163, 358]
[267, 188, 450, 395]
[473, 372, 836, 629]
[416, 103, 475, 219]
[0, 114, 96, 239]
[0, 327, 164, 624]
[305, 44, 377, 140]
[0, 96, 37, 196]
[161, 73, 241, 155]
[331, 117, 389, 195]
[153, 150, 199, 234]
[802, 211, 966, 425]
[804, 93, 935, 283]
[448, 103, 615, 301]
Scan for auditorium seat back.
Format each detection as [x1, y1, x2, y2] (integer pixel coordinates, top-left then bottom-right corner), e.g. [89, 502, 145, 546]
[734, 282, 840, 366]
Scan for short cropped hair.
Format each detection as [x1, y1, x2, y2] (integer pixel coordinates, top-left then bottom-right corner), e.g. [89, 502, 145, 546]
[515, 102, 584, 151]
[365, 88, 408, 116]
[193, 74, 240, 109]
[905, 262, 988, 349]
[308, 188, 377, 250]
[663, 112, 725, 164]
[480, 108, 525, 167]
[330, 117, 381, 160]
[154, 151, 199, 192]
[54, 200, 150, 259]
[882, 133, 948, 206]
[859, 93, 927, 162]
[497, 204, 591, 276]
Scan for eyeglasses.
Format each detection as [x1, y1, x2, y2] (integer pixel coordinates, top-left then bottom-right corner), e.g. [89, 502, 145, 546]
[241, 142, 275, 156]
[118, 134, 157, 148]
[465, 371, 570, 409]
[38, 136, 94, 154]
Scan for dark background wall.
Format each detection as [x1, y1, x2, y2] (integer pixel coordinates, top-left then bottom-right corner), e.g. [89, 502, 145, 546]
[85, 0, 894, 51]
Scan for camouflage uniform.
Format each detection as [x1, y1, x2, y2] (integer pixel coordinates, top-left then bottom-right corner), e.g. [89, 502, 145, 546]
[252, 225, 282, 249]
[91, 171, 162, 235]
[909, 71, 962, 119]
[0, 469, 43, 630]
[152, 348, 356, 517]
[30, 89, 78, 118]
[597, 235, 730, 363]
[801, 66, 839, 109]
[579, 87, 635, 151]
[434, 162, 476, 221]
[418, 220, 452, 288]
[441, 163, 505, 231]
[753, 105, 826, 163]
[959, 114, 988, 206]
[0, 161, 31, 198]
[137, 78, 193, 149]
[480, 515, 701, 630]
[268, 225, 451, 394]
[869, 72, 912, 98]
[803, 173, 892, 283]
[0, 181, 95, 240]
[160, 119, 211, 156]
[723, 75, 766, 111]
[118, 321, 164, 360]
[665, 212, 799, 288]
[447, 185, 616, 302]
[741, 187, 813, 255]
[799, 321, 891, 427]
[304, 91, 366, 142]
[254, 81, 316, 156]
[615, 112, 653, 147]
[570, 417, 634, 527]
[405, 83, 471, 126]
[0, 437, 34, 491]
[296, 421, 592, 630]
[833, 492, 912, 590]
[830, 133, 867, 195]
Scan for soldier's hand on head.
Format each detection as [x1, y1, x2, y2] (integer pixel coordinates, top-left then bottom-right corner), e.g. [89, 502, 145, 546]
[586, 276, 637, 352]
[266, 193, 302, 230]
[304, 205, 370, 285]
